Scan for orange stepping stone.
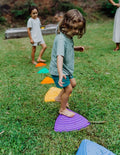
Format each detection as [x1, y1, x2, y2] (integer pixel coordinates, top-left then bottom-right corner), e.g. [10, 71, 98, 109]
[41, 77, 54, 84]
[44, 87, 61, 102]
[35, 63, 46, 67]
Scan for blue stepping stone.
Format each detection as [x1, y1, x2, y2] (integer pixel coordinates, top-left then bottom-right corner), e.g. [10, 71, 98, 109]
[76, 139, 115, 155]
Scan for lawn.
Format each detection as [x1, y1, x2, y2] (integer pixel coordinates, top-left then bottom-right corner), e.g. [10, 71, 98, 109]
[0, 19, 120, 155]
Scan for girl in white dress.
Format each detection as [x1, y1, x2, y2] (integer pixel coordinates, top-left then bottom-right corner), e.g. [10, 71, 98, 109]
[27, 6, 47, 64]
[108, 0, 120, 51]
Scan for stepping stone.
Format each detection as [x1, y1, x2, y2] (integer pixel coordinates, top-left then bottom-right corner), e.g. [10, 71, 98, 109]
[37, 68, 49, 74]
[35, 63, 46, 67]
[54, 110, 90, 132]
[41, 77, 54, 84]
[76, 139, 115, 155]
[44, 87, 61, 102]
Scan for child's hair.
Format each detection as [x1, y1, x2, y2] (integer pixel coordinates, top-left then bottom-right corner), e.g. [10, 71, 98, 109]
[55, 12, 64, 18]
[58, 9, 86, 38]
[29, 6, 38, 14]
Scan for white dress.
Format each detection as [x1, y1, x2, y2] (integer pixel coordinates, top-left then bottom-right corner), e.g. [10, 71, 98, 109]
[113, 0, 120, 43]
[27, 17, 44, 44]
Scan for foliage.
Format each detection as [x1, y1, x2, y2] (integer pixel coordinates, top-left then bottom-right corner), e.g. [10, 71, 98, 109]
[0, 16, 6, 24]
[11, 0, 37, 20]
[39, 7, 51, 19]
[0, 11, 6, 24]
[56, 2, 86, 16]
[0, 20, 119, 154]
[40, 1, 86, 17]
[11, 0, 86, 21]
[101, 0, 118, 17]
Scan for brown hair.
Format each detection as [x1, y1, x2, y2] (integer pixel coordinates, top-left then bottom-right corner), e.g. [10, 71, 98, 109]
[55, 12, 64, 18]
[29, 6, 38, 14]
[58, 9, 86, 38]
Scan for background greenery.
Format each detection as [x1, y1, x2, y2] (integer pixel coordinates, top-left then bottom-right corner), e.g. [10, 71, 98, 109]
[0, 0, 118, 25]
[11, 0, 86, 21]
[101, 0, 118, 17]
[0, 19, 120, 154]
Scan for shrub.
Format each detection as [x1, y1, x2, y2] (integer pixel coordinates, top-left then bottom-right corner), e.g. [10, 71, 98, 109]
[0, 16, 6, 24]
[50, 1, 86, 16]
[57, 2, 86, 16]
[39, 7, 51, 18]
[11, 0, 36, 20]
[101, 0, 118, 17]
[0, 12, 6, 24]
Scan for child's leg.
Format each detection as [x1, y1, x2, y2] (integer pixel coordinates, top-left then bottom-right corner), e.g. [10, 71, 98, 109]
[55, 89, 64, 102]
[55, 89, 69, 108]
[70, 78, 76, 88]
[59, 84, 75, 117]
[114, 43, 119, 51]
[31, 46, 37, 65]
[37, 43, 47, 62]
[55, 78, 76, 107]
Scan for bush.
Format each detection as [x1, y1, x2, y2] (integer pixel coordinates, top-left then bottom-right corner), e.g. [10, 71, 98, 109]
[0, 12, 6, 24]
[0, 16, 6, 24]
[57, 2, 86, 16]
[11, 0, 37, 20]
[50, 1, 86, 16]
[101, 0, 118, 17]
[39, 7, 51, 18]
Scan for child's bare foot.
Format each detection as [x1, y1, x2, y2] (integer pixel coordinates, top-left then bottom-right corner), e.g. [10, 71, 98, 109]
[114, 48, 119, 51]
[32, 61, 37, 65]
[55, 97, 69, 108]
[37, 58, 46, 63]
[59, 109, 75, 117]
[75, 46, 84, 52]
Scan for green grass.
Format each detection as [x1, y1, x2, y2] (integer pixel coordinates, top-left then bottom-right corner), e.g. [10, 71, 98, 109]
[0, 19, 120, 155]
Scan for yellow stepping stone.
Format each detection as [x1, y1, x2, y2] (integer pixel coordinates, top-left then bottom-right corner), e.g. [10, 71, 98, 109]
[44, 87, 61, 102]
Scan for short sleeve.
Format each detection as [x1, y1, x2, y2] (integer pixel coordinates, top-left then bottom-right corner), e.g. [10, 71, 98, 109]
[27, 18, 32, 28]
[56, 35, 65, 56]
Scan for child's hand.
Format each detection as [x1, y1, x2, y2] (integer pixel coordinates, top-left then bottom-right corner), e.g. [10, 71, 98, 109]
[74, 46, 84, 52]
[58, 74, 66, 87]
[115, 3, 120, 7]
[30, 39, 34, 44]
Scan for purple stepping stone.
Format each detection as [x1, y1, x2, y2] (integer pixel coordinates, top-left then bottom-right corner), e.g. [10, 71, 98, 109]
[54, 110, 90, 132]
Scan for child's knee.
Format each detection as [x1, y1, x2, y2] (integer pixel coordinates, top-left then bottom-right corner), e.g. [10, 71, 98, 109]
[70, 78, 76, 88]
[32, 46, 36, 52]
[65, 85, 73, 95]
[72, 81, 76, 88]
[45, 44, 47, 49]
[43, 44, 47, 50]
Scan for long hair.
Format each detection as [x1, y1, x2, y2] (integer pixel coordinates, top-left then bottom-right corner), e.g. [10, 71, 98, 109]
[58, 9, 86, 38]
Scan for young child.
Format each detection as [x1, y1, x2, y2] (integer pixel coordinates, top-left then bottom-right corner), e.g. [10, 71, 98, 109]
[108, 0, 120, 51]
[49, 9, 86, 117]
[27, 6, 47, 65]
[54, 12, 64, 23]
[54, 12, 64, 35]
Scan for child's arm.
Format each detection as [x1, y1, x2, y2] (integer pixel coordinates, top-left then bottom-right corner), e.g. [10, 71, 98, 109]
[57, 55, 66, 87]
[108, 0, 120, 7]
[74, 46, 84, 52]
[27, 28, 34, 44]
